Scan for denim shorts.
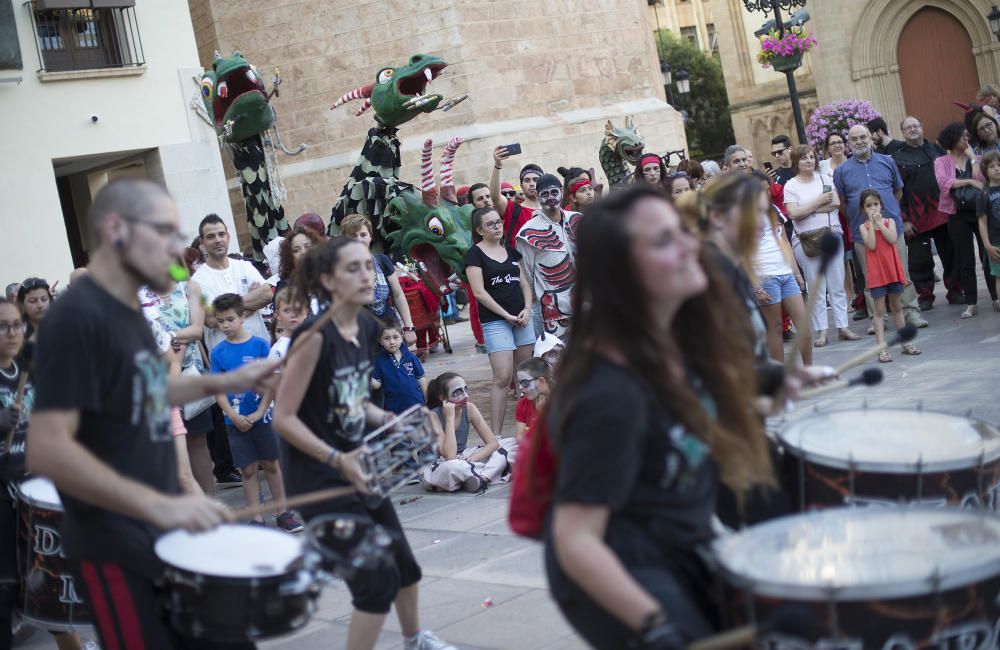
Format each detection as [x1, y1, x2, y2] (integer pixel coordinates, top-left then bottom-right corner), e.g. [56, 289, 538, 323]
[482, 319, 536, 353]
[227, 420, 280, 469]
[759, 273, 801, 306]
[870, 282, 904, 298]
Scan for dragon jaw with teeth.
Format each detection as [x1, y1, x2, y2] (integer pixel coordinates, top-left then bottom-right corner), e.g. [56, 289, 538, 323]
[329, 54, 472, 294]
[599, 116, 645, 189]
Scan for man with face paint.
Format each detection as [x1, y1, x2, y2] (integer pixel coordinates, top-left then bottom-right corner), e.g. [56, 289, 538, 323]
[515, 174, 582, 340]
[491, 148, 542, 249]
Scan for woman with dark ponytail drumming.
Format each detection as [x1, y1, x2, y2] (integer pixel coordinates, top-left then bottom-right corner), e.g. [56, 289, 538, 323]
[271, 237, 456, 650]
[544, 186, 775, 649]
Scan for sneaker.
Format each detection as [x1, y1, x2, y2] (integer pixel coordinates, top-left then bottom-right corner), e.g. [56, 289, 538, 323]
[404, 630, 458, 650]
[462, 475, 485, 493]
[276, 511, 304, 533]
[782, 329, 795, 342]
[852, 310, 868, 321]
[962, 305, 978, 319]
[906, 314, 929, 328]
[247, 519, 266, 527]
[216, 471, 242, 488]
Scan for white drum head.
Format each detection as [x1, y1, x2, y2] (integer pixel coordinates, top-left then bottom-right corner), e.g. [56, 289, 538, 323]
[778, 409, 1000, 471]
[155, 525, 304, 578]
[714, 507, 1000, 600]
[18, 477, 62, 509]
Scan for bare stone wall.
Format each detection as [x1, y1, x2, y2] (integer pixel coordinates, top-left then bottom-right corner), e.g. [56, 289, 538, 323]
[187, 0, 686, 246]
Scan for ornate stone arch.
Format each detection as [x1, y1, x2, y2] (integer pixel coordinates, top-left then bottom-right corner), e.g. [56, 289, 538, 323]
[849, 0, 1000, 129]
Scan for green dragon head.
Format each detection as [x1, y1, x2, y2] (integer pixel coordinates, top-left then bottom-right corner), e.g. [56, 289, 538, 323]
[385, 191, 473, 295]
[331, 54, 458, 128]
[200, 51, 275, 142]
[604, 116, 645, 165]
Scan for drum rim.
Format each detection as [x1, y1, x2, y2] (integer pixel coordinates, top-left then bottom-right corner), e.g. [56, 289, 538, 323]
[777, 408, 1000, 472]
[16, 477, 62, 510]
[712, 507, 1000, 601]
[155, 524, 305, 578]
[14, 612, 94, 634]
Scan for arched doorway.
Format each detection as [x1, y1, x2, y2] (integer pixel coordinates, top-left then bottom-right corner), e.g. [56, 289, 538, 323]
[898, 7, 980, 141]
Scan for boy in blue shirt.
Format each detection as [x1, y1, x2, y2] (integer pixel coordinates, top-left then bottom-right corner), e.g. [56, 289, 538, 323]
[210, 293, 302, 532]
[372, 321, 427, 415]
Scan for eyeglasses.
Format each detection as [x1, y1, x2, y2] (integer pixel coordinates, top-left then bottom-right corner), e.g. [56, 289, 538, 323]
[979, 122, 996, 133]
[517, 377, 538, 389]
[0, 322, 26, 336]
[482, 219, 503, 230]
[901, 124, 921, 132]
[501, 190, 516, 198]
[827, 140, 845, 146]
[449, 385, 469, 398]
[770, 147, 789, 158]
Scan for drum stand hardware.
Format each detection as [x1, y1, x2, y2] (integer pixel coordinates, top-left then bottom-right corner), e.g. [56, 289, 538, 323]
[847, 454, 856, 506]
[915, 455, 924, 502]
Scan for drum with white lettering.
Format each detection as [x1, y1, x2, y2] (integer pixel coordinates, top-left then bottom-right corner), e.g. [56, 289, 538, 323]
[15, 477, 91, 631]
[156, 524, 319, 642]
[714, 507, 1000, 649]
[777, 409, 1000, 511]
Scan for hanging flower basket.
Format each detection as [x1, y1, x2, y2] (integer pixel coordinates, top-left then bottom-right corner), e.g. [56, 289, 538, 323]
[757, 26, 817, 70]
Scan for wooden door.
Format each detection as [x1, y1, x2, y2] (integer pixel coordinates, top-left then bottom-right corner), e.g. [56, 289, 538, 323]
[898, 7, 979, 142]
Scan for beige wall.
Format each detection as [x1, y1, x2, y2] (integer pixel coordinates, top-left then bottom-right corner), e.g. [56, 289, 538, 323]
[711, 0, 1000, 163]
[191, 0, 686, 241]
[647, 0, 716, 52]
[0, 0, 236, 287]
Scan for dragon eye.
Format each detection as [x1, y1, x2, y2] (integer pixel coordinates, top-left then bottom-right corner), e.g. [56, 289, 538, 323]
[377, 68, 394, 85]
[200, 77, 214, 98]
[427, 217, 445, 237]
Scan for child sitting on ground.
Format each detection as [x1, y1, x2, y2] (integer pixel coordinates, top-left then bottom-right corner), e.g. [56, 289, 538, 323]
[210, 293, 303, 532]
[514, 357, 552, 443]
[423, 372, 513, 492]
[858, 190, 922, 363]
[371, 320, 427, 415]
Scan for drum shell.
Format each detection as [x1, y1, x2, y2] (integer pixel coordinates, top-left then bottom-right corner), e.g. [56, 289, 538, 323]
[721, 571, 1000, 648]
[15, 489, 91, 631]
[161, 564, 315, 643]
[779, 448, 1000, 511]
[0, 428, 28, 482]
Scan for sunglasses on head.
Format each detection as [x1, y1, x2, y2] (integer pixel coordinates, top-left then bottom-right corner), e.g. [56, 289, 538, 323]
[20, 278, 48, 292]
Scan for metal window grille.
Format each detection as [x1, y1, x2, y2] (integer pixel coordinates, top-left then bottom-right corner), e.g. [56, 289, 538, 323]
[25, 2, 145, 73]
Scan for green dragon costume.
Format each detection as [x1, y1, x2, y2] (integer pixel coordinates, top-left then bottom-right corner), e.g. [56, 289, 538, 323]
[195, 51, 306, 261]
[329, 54, 472, 294]
[599, 116, 645, 189]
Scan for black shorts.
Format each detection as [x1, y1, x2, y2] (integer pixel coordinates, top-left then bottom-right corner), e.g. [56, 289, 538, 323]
[74, 559, 255, 650]
[300, 493, 422, 614]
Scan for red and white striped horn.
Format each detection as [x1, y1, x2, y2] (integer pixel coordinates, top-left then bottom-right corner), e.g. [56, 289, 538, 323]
[354, 98, 372, 116]
[420, 139, 435, 193]
[331, 83, 373, 110]
[439, 137, 464, 188]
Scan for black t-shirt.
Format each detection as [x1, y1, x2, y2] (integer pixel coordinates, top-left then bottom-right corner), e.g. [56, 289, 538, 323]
[978, 186, 1000, 244]
[33, 276, 176, 578]
[463, 244, 524, 322]
[773, 166, 796, 186]
[283, 309, 381, 498]
[547, 360, 717, 559]
[0, 359, 32, 480]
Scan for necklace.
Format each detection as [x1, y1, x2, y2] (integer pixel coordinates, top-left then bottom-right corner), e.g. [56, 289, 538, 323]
[0, 360, 17, 380]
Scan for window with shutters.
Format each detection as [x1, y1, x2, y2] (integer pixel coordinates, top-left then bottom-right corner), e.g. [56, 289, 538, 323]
[26, 1, 144, 72]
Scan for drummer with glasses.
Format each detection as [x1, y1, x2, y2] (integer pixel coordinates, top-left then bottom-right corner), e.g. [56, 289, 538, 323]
[26, 180, 278, 650]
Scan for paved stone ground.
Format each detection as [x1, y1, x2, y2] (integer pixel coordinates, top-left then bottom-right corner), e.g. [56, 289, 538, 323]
[18, 273, 1000, 648]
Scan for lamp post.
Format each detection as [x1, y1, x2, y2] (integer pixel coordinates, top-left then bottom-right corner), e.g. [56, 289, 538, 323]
[744, 0, 808, 144]
[661, 61, 690, 111]
[988, 5, 1000, 41]
[661, 61, 675, 106]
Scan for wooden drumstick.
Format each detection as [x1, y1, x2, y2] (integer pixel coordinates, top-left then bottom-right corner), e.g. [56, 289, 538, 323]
[231, 484, 356, 520]
[833, 324, 917, 375]
[783, 232, 841, 377]
[687, 625, 755, 650]
[797, 367, 882, 400]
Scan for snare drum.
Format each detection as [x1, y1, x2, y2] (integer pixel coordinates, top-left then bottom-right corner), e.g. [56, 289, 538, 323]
[777, 409, 1000, 511]
[714, 507, 1000, 649]
[15, 477, 91, 632]
[155, 525, 318, 643]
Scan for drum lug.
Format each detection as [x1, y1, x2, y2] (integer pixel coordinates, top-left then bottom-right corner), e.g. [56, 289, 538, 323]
[847, 454, 856, 506]
[916, 454, 924, 502]
[167, 569, 204, 592]
[278, 569, 317, 597]
[916, 400, 924, 412]
[246, 623, 262, 639]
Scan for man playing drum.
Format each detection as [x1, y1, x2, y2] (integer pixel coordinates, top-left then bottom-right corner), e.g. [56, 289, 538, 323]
[27, 180, 278, 649]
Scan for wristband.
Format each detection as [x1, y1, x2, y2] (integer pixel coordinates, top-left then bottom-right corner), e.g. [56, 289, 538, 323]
[402, 326, 416, 332]
[638, 609, 668, 636]
[494, 164, 502, 170]
[324, 448, 340, 468]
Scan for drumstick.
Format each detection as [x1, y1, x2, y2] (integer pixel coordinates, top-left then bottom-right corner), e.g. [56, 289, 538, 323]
[687, 625, 755, 650]
[687, 604, 818, 650]
[833, 324, 917, 375]
[231, 484, 356, 520]
[797, 367, 882, 400]
[783, 232, 841, 378]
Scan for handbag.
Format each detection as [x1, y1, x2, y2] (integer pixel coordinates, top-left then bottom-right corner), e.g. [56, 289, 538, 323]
[795, 175, 835, 258]
[508, 413, 557, 539]
[952, 159, 980, 213]
[181, 343, 215, 421]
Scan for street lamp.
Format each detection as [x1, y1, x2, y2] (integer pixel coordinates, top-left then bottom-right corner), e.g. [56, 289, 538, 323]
[988, 5, 1000, 41]
[745, 0, 809, 144]
[661, 61, 675, 106]
[676, 68, 691, 95]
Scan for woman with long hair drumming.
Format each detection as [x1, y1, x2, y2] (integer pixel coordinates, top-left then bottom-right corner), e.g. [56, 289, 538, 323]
[545, 186, 774, 649]
[271, 237, 455, 650]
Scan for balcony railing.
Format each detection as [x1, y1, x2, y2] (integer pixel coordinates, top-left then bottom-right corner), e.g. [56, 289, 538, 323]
[25, 2, 144, 73]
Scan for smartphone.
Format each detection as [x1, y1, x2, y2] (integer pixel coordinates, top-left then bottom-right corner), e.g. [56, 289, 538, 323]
[763, 161, 773, 172]
[822, 184, 832, 193]
[501, 143, 522, 156]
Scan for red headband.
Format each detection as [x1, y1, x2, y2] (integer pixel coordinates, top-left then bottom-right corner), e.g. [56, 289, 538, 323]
[639, 154, 661, 168]
[568, 178, 592, 196]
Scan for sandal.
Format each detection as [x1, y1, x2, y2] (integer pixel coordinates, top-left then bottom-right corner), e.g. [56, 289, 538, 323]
[878, 350, 892, 363]
[901, 343, 922, 356]
[838, 328, 860, 341]
[813, 332, 827, 348]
